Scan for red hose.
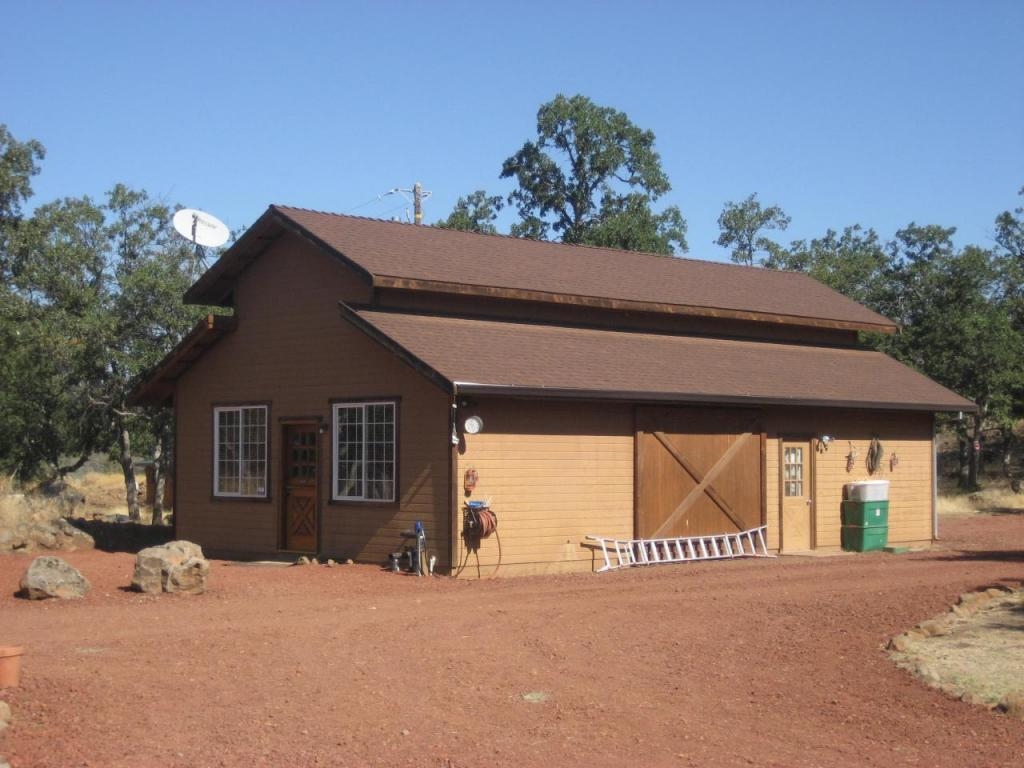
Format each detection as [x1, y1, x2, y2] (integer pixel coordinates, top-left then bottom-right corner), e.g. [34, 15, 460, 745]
[463, 506, 497, 540]
[456, 505, 502, 579]
[475, 508, 497, 538]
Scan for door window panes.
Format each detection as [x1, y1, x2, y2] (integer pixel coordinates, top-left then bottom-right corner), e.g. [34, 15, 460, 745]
[784, 446, 804, 497]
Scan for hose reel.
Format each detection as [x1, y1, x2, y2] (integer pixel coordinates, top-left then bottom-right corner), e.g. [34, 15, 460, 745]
[463, 500, 497, 541]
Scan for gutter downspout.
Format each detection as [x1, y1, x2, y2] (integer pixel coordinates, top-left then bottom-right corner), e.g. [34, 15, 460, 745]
[449, 384, 460, 576]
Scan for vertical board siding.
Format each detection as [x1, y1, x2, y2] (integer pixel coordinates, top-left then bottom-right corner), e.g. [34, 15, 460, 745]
[453, 400, 634, 577]
[175, 233, 452, 567]
[635, 407, 764, 538]
[762, 409, 934, 550]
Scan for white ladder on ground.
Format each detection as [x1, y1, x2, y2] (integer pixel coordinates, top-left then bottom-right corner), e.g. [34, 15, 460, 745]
[586, 526, 772, 573]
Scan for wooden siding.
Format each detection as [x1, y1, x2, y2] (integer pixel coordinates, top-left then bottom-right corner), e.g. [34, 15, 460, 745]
[635, 407, 763, 538]
[171, 229, 937, 573]
[453, 400, 634, 577]
[175, 232, 453, 567]
[761, 409, 934, 551]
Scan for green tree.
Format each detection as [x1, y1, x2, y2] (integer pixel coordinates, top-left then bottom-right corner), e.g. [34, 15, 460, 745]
[994, 186, 1024, 261]
[500, 94, 687, 254]
[993, 186, 1024, 467]
[2, 176, 211, 518]
[0, 125, 52, 477]
[435, 190, 504, 234]
[882, 226, 1023, 490]
[104, 185, 207, 521]
[0, 124, 45, 227]
[716, 193, 790, 266]
[2, 195, 110, 482]
[0, 126, 215, 519]
[765, 224, 888, 307]
[995, 186, 1023, 322]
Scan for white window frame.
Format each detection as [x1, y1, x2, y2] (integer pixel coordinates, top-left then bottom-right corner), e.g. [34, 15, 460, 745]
[331, 400, 396, 502]
[213, 405, 268, 498]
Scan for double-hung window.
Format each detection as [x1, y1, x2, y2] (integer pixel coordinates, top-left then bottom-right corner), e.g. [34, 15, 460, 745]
[332, 401, 396, 502]
[213, 405, 268, 497]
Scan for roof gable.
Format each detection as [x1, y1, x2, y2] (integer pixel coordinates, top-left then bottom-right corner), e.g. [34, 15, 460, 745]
[186, 205, 896, 333]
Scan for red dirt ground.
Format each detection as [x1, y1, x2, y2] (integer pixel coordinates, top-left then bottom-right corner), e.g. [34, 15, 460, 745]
[1, 515, 1022, 768]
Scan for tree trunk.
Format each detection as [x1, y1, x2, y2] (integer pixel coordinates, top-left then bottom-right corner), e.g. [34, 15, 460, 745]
[1001, 427, 1014, 478]
[957, 438, 969, 488]
[118, 422, 140, 521]
[966, 412, 983, 492]
[151, 436, 164, 526]
[41, 454, 90, 489]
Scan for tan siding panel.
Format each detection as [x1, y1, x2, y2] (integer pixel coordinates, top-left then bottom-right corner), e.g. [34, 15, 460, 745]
[763, 409, 934, 551]
[175, 233, 451, 566]
[453, 401, 634, 577]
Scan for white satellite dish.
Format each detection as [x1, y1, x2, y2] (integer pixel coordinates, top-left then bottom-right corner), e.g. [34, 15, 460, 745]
[173, 208, 230, 248]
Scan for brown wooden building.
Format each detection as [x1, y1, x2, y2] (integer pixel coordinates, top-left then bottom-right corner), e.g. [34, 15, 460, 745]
[130, 206, 973, 576]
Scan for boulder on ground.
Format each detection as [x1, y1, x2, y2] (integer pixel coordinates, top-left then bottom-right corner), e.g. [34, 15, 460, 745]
[0, 493, 94, 554]
[19, 556, 91, 599]
[131, 540, 209, 594]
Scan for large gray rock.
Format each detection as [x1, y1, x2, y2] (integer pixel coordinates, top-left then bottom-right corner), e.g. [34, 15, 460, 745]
[19, 556, 91, 599]
[131, 540, 209, 595]
[0, 493, 94, 554]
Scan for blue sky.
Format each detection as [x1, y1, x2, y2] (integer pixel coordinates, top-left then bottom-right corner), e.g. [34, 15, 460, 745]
[3, 1, 1022, 260]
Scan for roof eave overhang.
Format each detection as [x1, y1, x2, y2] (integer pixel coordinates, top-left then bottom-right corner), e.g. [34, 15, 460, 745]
[451, 382, 976, 413]
[127, 314, 237, 407]
[372, 276, 899, 335]
[183, 209, 283, 306]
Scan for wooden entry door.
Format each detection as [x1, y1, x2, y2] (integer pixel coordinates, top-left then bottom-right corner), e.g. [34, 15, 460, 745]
[780, 440, 813, 551]
[282, 424, 318, 552]
[636, 407, 764, 538]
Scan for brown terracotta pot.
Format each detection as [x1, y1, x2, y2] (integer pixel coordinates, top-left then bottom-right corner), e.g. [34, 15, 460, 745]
[0, 646, 24, 688]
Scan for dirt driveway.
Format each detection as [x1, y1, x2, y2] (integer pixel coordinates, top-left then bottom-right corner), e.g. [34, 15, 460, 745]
[1, 514, 1022, 768]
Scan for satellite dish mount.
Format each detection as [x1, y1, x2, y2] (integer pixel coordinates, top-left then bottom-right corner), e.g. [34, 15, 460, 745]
[173, 208, 230, 276]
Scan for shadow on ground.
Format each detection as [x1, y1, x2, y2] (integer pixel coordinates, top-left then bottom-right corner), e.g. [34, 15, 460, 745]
[67, 518, 173, 553]
[927, 550, 1024, 563]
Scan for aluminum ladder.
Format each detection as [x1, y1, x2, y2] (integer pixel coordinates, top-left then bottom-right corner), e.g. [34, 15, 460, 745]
[586, 525, 772, 573]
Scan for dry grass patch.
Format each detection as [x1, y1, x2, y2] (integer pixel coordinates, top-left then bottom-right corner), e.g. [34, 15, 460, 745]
[889, 588, 1024, 714]
[938, 485, 1024, 518]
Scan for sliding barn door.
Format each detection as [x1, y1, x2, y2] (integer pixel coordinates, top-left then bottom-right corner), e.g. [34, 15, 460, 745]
[636, 407, 764, 538]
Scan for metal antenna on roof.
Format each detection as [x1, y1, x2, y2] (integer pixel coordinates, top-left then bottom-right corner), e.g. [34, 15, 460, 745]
[381, 182, 432, 224]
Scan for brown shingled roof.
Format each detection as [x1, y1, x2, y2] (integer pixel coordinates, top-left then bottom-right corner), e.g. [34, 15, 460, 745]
[186, 205, 897, 333]
[343, 307, 973, 412]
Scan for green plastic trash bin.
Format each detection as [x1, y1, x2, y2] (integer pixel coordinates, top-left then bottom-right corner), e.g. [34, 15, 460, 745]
[841, 524, 888, 552]
[841, 500, 889, 527]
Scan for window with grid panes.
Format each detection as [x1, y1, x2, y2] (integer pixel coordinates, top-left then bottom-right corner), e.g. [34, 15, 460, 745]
[332, 402, 396, 501]
[213, 405, 268, 497]
[783, 446, 804, 497]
